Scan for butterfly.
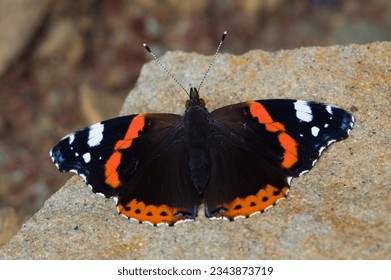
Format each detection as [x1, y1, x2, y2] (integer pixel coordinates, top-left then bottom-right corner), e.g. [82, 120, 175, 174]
[50, 32, 354, 225]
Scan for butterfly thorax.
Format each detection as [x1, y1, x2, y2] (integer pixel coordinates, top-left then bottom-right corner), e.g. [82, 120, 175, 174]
[183, 88, 212, 194]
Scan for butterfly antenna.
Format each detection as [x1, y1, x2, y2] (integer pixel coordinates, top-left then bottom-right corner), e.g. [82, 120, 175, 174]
[197, 31, 227, 93]
[143, 43, 190, 97]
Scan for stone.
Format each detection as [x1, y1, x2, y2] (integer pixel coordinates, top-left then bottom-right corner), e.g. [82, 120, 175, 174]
[0, 208, 28, 247]
[1, 42, 390, 259]
[33, 18, 85, 66]
[0, 0, 52, 76]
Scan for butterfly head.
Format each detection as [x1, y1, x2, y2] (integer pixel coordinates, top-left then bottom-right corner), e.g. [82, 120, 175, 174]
[186, 87, 206, 108]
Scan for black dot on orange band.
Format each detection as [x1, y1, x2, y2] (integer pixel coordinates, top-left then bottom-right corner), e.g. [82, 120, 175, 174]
[273, 190, 281, 196]
[160, 211, 168, 216]
[124, 206, 130, 211]
[250, 202, 257, 207]
[146, 212, 152, 216]
[135, 209, 141, 214]
[234, 204, 242, 210]
[262, 196, 269, 202]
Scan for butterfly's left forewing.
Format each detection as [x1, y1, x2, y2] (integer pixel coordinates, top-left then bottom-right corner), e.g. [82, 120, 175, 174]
[204, 99, 353, 220]
[50, 113, 199, 225]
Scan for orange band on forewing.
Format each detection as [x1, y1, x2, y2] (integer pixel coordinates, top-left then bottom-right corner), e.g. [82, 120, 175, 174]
[265, 122, 285, 132]
[249, 101, 273, 123]
[114, 115, 145, 150]
[278, 132, 298, 168]
[105, 115, 146, 188]
[248, 101, 298, 168]
[105, 151, 122, 188]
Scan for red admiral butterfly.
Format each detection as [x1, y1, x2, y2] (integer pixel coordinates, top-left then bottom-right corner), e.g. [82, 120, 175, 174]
[50, 32, 354, 226]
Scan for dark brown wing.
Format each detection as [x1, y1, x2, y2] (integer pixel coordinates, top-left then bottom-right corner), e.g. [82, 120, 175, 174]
[204, 99, 353, 220]
[50, 113, 199, 225]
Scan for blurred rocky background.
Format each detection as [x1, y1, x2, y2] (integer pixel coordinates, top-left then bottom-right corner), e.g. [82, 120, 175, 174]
[0, 0, 390, 247]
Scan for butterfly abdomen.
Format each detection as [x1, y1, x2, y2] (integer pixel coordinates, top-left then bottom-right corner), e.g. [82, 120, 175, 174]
[188, 147, 210, 193]
[183, 92, 213, 194]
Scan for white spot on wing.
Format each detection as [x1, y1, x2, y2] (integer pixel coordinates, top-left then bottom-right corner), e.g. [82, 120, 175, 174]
[299, 169, 309, 176]
[208, 216, 230, 221]
[83, 152, 91, 163]
[170, 219, 194, 225]
[96, 192, 105, 198]
[69, 134, 75, 144]
[233, 215, 246, 220]
[326, 105, 333, 114]
[318, 145, 327, 156]
[294, 100, 313, 122]
[88, 123, 104, 147]
[311, 126, 320, 137]
[79, 174, 87, 181]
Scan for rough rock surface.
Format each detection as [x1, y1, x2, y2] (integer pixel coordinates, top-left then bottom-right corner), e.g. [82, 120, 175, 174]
[1, 42, 390, 259]
[0, 0, 52, 76]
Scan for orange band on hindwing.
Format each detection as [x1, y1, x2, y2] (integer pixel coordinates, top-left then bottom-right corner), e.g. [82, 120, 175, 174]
[215, 184, 289, 220]
[248, 101, 298, 168]
[117, 199, 189, 225]
[104, 115, 146, 188]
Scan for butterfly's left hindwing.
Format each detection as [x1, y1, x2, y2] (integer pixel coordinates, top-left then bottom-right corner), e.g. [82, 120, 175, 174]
[50, 113, 199, 225]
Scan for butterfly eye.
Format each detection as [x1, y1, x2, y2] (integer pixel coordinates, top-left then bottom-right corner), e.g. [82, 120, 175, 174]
[200, 98, 206, 107]
[185, 100, 191, 108]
